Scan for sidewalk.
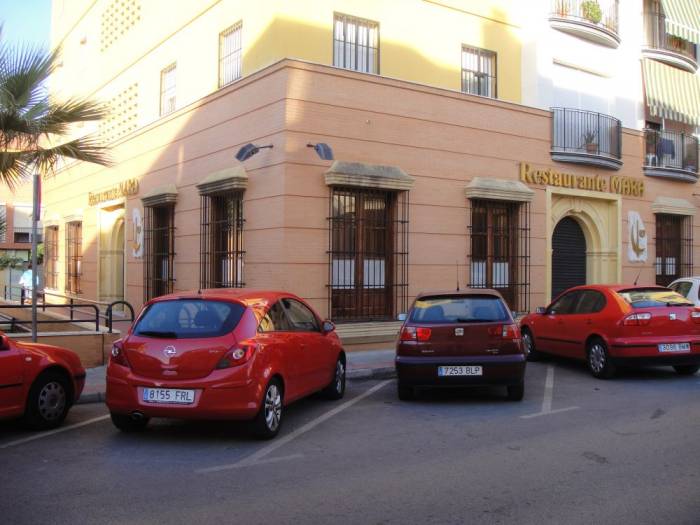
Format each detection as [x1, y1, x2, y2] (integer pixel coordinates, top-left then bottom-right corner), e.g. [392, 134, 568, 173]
[78, 348, 396, 404]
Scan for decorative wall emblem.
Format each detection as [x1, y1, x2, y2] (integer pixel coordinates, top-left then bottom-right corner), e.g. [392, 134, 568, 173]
[628, 211, 647, 262]
[132, 207, 144, 258]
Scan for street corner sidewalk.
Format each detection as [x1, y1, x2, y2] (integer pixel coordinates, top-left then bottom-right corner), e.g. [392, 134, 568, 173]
[76, 348, 397, 405]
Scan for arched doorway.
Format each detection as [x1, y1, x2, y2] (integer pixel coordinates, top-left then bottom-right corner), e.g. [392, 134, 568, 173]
[99, 206, 125, 305]
[552, 217, 586, 299]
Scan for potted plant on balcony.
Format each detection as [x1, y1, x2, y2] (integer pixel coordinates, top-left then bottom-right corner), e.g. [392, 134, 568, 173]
[581, 0, 602, 24]
[555, 0, 570, 17]
[582, 130, 598, 153]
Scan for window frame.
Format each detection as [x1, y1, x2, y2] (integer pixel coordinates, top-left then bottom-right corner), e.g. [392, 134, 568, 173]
[65, 221, 82, 295]
[44, 225, 59, 289]
[461, 45, 497, 98]
[200, 191, 244, 289]
[281, 298, 321, 333]
[258, 301, 293, 333]
[144, 204, 175, 301]
[546, 290, 582, 315]
[218, 22, 243, 88]
[332, 12, 380, 74]
[159, 63, 177, 116]
[655, 213, 692, 287]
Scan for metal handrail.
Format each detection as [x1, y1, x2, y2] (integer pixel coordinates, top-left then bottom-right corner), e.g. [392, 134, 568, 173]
[106, 301, 136, 333]
[550, 0, 619, 35]
[551, 107, 622, 160]
[644, 128, 699, 173]
[0, 303, 101, 332]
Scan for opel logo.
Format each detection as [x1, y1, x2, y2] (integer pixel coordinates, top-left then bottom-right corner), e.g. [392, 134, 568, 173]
[164, 345, 177, 357]
[669, 313, 676, 321]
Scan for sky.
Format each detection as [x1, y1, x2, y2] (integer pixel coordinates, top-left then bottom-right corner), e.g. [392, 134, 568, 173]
[0, 0, 52, 49]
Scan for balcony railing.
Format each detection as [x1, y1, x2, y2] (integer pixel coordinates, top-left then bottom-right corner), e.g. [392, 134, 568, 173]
[644, 10, 698, 69]
[644, 128, 699, 182]
[551, 107, 622, 169]
[550, 0, 620, 46]
[13, 227, 42, 244]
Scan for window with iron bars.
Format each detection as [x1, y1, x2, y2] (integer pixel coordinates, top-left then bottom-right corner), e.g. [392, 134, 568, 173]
[468, 200, 530, 313]
[44, 226, 59, 289]
[219, 22, 242, 88]
[333, 13, 379, 74]
[655, 214, 692, 287]
[65, 221, 82, 294]
[200, 192, 244, 289]
[159, 63, 176, 116]
[328, 187, 408, 321]
[461, 45, 497, 98]
[144, 205, 175, 301]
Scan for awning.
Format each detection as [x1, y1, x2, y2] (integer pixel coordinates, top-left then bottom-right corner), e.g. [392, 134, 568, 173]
[642, 59, 700, 125]
[660, 0, 700, 45]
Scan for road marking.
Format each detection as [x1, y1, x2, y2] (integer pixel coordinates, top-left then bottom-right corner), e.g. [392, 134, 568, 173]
[520, 366, 578, 419]
[0, 414, 110, 449]
[198, 380, 391, 473]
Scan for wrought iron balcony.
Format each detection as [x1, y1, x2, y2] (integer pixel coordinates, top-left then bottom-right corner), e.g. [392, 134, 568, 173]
[549, 0, 620, 48]
[644, 128, 699, 182]
[643, 10, 698, 73]
[551, 108, 623, 170]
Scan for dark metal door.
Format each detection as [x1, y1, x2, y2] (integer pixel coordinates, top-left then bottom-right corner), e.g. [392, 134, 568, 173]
[552, 217, 586, 299]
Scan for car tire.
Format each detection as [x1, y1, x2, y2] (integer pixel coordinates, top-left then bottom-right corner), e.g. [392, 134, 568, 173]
[522, 328, 541, 362]
[110, 412, 150, 432]
[673, 364, 700, 376]
[506, 383, 525, 401]
[587, 338, 616, 379]
[252, 378, 283, 440]
[397, 382, 414, 401]
[22, 370, 71, 430]
[322, 355, 346, 400]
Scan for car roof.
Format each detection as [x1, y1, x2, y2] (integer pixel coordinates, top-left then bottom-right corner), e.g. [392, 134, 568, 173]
[415, 288, 504, 300]
[558, 284, 669, 294]
[149, 289, 298, 309]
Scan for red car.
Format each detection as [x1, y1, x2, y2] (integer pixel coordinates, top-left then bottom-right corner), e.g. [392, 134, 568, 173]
[520, 285, 700, 378]
[106, 290, 346, 439]
[0, 332, 85, 429]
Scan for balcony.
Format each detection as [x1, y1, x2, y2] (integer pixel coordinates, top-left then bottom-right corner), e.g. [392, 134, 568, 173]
[643, 11, 698, 73]
[549, 0, 620, 48]
[13, 227, 42, 244]
[644, 129, 699, 182]
[551, 108, 623, 170]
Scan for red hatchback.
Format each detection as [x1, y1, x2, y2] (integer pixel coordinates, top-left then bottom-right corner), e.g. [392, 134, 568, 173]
[0, 332, 85, 429]
[106, 290, 346, 438]
[395, 290, 526, 401]
[520, 285, 700, 378]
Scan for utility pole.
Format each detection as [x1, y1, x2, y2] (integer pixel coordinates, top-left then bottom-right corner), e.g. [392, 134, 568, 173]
[31, 171, 39, 342]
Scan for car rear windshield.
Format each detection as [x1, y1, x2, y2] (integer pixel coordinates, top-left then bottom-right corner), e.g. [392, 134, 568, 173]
[133, 299, 246, 339]
[616, 288, 693, 308]
[409, 295, 510, 323]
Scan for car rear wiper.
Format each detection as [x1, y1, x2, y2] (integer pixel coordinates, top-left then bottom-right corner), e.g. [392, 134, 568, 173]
[136, 330, 178, 338]
[666, 301, 691, 307]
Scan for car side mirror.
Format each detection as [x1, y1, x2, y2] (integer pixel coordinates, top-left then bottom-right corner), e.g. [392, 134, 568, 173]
[535, 306, 546, 314]
[322, 320, 335, 334]
[0, 334, 10, 350]
[397, 313, 407, 322]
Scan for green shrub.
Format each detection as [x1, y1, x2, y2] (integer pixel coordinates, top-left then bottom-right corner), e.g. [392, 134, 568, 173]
[581, 0, 602, 24]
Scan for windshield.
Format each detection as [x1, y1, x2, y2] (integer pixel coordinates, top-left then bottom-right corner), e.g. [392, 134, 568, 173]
[616, 288, 693, 308]
[133, 299, 245, 339]
[409, 295, 510, 323]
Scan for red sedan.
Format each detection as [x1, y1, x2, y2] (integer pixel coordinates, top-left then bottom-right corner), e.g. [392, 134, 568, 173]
[520, 285, 700, 378]
[106, 290, 346, 439]
[0, 332, 85, 429]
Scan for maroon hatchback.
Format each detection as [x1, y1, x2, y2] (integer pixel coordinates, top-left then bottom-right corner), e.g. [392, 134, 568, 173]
[395, 290, 526, 401]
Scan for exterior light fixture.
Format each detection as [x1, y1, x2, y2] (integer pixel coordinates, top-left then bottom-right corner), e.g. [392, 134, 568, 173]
[235, 143, 273, 162]
[307, 143, 334, 161]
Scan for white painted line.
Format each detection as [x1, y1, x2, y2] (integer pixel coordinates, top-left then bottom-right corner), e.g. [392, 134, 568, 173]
[198, 379, 391, 473]
[520, 365, 578, 419]
[520, 406, 579, 419]
[0, 414, 110, 449]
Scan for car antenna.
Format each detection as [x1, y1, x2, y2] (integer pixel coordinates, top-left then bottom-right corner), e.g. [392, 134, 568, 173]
[633, 268, 641, 286]
[456, 260, 460, 291]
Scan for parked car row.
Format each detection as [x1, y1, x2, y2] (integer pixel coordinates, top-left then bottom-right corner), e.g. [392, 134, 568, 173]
[2, 282, 699, 440]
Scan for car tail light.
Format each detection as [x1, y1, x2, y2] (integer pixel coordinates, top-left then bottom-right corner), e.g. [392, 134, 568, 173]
[623, 312, 652, 326]
[399, 326, 431, 341]
[110, 341, 131, 368]
[488, 324, 520, 339]
[691, 311, 700, 324]
[216, 341, 258, 369]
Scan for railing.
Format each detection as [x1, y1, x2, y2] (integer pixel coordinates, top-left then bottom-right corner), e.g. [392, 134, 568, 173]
[12, 227, 42, 244]
[644, 10, 698, 62]
[551, 107, 622, 160]
[550, 0, 619, 35]
[644, 129, 699, 173]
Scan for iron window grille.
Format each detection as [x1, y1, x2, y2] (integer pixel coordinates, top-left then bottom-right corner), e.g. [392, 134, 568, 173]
[144, 204, 175, 301]
[328, 187, 408, 322]
[44, 226, 59, 289]
[333, 13, 379, 74]
[655, 214, 693, 287]
[0, 205, 6, 243]
[200, 192, 244, 289]
[467, 199, 530, 314]
[219, 22, 243, 88]
[159, 63, 176, 116]
[65, 221, 82, 294]
[461, 45, 497, 98]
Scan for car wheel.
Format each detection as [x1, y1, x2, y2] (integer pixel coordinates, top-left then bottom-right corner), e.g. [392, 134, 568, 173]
[397, 382, 414, 401]
[522, 329, 541, 361]
[673, 365, 700, 376]
[23, 370, 71, 430]
[322, 356, 346, 400]
[587, 338, 616, 379]
[506, 383, 524, 401]
[110, 412, 150, 432]
[253, 378, 283, 439]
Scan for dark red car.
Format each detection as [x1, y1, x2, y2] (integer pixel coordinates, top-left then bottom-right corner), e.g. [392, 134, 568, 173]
[106, 290, 346, 439]
[520, 285, 700, 378]
[395, 290, 526, 401]
[0, 332, 85, 429]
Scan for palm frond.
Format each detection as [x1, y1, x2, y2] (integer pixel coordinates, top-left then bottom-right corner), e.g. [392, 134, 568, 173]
[38, 98, 108, 136]
[0, 149, 32, 189]
[30, 136, 112, 173]
[0, 44, 57, 112]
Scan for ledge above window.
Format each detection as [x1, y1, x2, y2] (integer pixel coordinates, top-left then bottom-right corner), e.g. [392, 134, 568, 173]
[324, 161, 414, 191]
[141, 185, 177, 207]
[196, 166, 248, 196]
[464, 177, 534, 202]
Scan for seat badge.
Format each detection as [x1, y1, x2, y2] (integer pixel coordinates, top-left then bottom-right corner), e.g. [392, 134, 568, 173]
[455, 328, 464, 336]
[164, 345, 177, 357]
[670, 313, 676, 320]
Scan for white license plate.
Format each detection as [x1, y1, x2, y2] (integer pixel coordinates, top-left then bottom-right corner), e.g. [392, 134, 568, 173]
[438, 366, 483, 377]
[658, 343, 691, 353]
[142, 388, 195, 404]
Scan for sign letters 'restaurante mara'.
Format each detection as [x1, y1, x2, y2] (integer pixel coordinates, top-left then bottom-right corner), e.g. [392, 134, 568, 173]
[519, 163, 644, 197]
[88, 179, 139, 206]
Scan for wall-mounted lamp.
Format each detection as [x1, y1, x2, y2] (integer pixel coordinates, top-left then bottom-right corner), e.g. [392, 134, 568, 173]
[307, 143, 334, 161]
[235, 143, 273, 162]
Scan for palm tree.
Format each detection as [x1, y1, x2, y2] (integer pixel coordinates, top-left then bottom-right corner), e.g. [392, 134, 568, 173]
[0, 31, 110, 339]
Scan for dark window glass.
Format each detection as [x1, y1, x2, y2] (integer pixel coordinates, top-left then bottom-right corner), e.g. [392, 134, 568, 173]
[258, 302, 292, 332]
[134, 299, 245, 338]
[574, 290, 606, 314]
[282, 298, 320, 332]
[44, 226, 59, 289]
[409, 295, 510, 323]
[333, 13, 379, 74]
[144, 204, 175, 301]
[616, 288, 691, 308]
[200, 192, 244, 288]
[65, 221, 82, 294]
[546, 291, 581, 315]
[671, 280, 692, 299]
[461, 45, 497, 98]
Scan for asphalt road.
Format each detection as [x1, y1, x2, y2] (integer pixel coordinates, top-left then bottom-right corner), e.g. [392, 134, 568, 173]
[2, 359, 700, 525]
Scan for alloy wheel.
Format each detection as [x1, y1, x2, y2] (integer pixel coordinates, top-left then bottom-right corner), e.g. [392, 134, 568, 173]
[335, 360, 345, 393]
[589, 343, 606, 374]
[38, 381, 67, 422]
[264, 384, 282, 432]
[522, 332, 533, 357]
